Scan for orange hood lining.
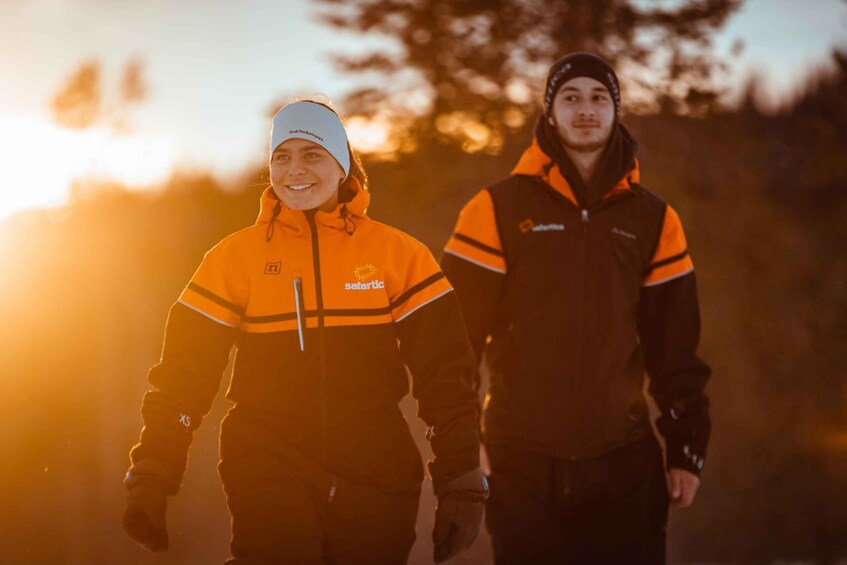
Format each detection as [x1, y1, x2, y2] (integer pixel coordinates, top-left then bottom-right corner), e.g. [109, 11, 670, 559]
[511, 140, 640, 206]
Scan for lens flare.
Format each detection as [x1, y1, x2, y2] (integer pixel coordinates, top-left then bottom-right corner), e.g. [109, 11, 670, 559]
[0, 114, 177, 222]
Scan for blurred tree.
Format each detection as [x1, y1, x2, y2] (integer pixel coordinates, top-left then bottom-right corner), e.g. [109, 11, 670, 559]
[120, 56, 148, 105]
[765, 49, 847, 204]
[50, 56, 149, 134]
[50, 59, 101, 130]
[114, 56, 150, 134]
[315, 0, 743, 152]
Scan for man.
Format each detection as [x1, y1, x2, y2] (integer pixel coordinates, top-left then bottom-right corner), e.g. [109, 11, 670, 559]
[441, 53, 711, 564]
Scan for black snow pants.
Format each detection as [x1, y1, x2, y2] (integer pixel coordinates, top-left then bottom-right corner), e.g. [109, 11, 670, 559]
[485, 435, 669, 565]
[218, 413, 419, 565]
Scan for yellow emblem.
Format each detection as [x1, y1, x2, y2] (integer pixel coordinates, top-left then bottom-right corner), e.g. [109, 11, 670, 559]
[354, 263, 377, 282]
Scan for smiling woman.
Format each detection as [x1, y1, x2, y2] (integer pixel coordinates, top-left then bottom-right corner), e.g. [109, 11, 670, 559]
[0, 114, 177, 222]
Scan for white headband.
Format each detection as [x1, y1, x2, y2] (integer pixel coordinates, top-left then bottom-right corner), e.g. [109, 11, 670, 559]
[269, 101, 350, 177]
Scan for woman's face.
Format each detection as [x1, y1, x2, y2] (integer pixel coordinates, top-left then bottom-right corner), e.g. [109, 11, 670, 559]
[270, 138, 345, 213]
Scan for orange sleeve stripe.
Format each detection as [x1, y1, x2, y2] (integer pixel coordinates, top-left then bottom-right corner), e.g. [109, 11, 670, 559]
[179, 285, 242, 327]
[391, 275, 454, 322]
[642, 256, 694, 286]
[444, 235, 507, 273]
[643, 205, 695, 286]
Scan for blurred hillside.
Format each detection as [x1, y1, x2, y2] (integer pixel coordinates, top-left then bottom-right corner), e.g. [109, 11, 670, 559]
[1, 54, 846, 564]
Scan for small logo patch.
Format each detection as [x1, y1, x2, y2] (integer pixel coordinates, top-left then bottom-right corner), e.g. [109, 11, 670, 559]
[612, 227, 636, 240]
[519, 218, 535, 233]
[264, 261, 282, 275]
[354, 263, 377, 282]
[288, 128, 324, 142]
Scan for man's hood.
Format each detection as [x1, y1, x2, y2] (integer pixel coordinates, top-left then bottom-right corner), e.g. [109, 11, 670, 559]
[513, 123, 640, 209]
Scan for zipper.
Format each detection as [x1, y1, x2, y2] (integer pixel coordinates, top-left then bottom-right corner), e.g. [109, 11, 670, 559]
[293, 274, 305, 351]
[305, 211, 328, 466]
[570, 208, 590, 458]
[533, 175, 634, 458]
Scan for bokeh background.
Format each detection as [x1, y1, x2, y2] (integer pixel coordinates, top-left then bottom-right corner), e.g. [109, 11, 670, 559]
[1, 1, 846, 563]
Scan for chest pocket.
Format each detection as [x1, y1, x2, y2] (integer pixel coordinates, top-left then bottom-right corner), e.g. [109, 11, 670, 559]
[602, 223, 647, 279]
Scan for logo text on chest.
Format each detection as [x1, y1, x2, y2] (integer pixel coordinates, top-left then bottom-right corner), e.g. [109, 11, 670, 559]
[611, 227, 637, 240]
[345, 280, 385, 290]
[520, 218, 565, 233]
[264, 261, 282, 274]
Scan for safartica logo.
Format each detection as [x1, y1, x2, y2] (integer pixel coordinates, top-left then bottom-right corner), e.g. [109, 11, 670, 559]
[345, 263, 384, 290]
[345, 280, 385, 290]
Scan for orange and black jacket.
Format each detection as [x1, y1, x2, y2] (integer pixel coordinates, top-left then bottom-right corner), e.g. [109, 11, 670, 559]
[128, 180, 480, 495]
[441, 134, 711, 476]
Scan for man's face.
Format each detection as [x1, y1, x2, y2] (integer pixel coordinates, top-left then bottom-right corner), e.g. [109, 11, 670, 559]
[550, 76, 615, 153]
[270, 138, 344, 212]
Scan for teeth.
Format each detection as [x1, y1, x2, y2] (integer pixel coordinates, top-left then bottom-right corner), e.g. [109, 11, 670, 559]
[288, 183, 314, 191]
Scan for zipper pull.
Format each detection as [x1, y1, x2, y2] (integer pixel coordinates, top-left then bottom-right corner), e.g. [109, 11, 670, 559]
[328, 478, 337, 503]
[581, 209, 589, 223]
[293, 275, 305, 352]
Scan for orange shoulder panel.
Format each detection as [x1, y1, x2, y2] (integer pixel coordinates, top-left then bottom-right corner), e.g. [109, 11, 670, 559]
[178, 235, 251, 327]
[443, 189, 506, 274]
[387, 241, 454, 322]
[643, 204, 695, 287]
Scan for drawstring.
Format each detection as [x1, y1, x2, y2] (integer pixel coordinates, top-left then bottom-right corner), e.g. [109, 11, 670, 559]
[340, 204, 356, 236]
[266, 201, 356, 240]
[266, 200, 281, 242]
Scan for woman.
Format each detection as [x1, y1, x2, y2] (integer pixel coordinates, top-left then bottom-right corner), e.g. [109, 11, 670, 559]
[122, 100, 487, 564]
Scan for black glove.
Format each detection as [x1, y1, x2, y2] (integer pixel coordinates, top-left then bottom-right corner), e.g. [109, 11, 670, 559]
[432, 467, 488, 563]
[123, 473, 169, 552]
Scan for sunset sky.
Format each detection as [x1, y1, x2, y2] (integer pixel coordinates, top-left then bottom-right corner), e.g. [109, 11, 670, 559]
[0, 0, 845, 221]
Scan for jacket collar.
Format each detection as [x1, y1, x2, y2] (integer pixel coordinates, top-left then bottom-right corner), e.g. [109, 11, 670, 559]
[256, 178, 370, 237]
[511, 139, 640, 208]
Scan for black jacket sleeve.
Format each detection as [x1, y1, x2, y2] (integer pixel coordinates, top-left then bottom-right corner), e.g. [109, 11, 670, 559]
[638, 271, 711, 475]
[394, 269, 481, 494]
[440, 253, 505, 364]
[440, 187, 507, 387]
[127, 302, 236, 494]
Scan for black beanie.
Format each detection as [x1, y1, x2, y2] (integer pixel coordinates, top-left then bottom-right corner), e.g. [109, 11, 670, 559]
[543, 52, 621, 118]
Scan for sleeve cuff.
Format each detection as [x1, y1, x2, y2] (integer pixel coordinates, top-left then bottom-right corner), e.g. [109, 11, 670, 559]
[125, 458, 181, 496]
[665, 440, 706, 476]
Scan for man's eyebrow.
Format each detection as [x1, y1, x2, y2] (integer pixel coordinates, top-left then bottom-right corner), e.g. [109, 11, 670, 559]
[561, 86, 610, 93]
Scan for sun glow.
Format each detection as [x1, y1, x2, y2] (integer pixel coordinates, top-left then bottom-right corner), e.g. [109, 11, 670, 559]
[0, 114, 178, 222]
[345, 115, 398, 156]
